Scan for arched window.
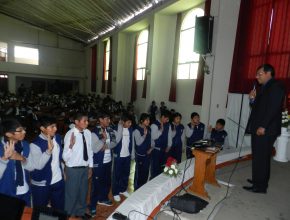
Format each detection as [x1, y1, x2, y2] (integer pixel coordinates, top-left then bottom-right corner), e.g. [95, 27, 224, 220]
[105, 39, 110, 80]
[177, 8, 204, 79]
[136, 29, 149, 80]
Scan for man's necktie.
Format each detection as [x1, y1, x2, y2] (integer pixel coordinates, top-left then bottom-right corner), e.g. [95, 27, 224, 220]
[15, 142, 24, 186]
[81, 132, 88, 161]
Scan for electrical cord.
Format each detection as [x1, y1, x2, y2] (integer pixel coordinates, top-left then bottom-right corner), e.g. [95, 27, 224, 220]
[206, 129, 248, 220]
[127, 209, 154, 220]
[177, 156, 193, 195]
[154, 156, 193, 219]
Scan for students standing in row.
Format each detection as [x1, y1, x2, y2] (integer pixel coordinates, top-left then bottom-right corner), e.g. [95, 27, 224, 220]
[0, 118, 34, 206]
[133, 113, 152, 190]
[30, 116, 65, 210]
[169, 112, 184, 163]
[63, 112, 93, 218]
[112, 113, 133, 202]
[89, 112, 117, 215]
[185, 112, 205, 159]
[150, 110, 172, 179]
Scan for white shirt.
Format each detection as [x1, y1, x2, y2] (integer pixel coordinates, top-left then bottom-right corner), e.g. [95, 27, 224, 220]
[103, 130, 112, 164]
[120, 128, 130, 157]
[63, 127, 93, 168]
[50, 137, 62, 184]
[29, 134, 62, 186]
[16, 166, 29, 195]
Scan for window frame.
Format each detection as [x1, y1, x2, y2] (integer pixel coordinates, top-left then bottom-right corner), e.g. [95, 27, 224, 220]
[136, 29, 149, 81]
[0, 42, 8, 62]
[104, 39, 110, 81]
[14, 45, 39, 65]
[177, 8, 204, 80]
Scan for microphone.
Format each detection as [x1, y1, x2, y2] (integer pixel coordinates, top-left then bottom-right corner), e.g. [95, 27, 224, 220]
[249, 82, 256, 104]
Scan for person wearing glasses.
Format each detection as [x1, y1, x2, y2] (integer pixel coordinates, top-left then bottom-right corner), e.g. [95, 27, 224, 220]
[245, 64, 286, 194]
[0, 118, 34, 206]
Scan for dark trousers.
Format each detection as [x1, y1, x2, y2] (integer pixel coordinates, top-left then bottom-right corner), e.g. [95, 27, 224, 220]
[134, 155, 150, 190]
[31, 179, 65, 210]
[112, 156, 131, 196]
[170, 145, 182, 163]
[150, 149, 168, 179]
[16, 191, 31, 207]
[90, 162, 112, 210]
[251, 134, 277, 190]
[65, 167, 88, 216]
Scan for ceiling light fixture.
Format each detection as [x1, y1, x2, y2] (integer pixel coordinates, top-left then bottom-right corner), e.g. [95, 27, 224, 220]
[88, 0, 165, 43]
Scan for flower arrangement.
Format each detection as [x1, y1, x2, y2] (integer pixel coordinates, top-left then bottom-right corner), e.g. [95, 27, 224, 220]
[163, 157, 180, 177]
[282, 110, 290, 128]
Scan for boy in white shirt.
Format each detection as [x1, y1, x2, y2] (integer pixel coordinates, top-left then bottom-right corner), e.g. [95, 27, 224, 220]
[63, 112, 93, 218]
[112, 113, 133, 202]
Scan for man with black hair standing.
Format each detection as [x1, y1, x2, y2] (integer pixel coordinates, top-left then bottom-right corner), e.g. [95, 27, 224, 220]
[63, 112, 93, 218]
[89, 112, 117, 216]
[245, 64, 285, 194]
[150, 110, 172, 179]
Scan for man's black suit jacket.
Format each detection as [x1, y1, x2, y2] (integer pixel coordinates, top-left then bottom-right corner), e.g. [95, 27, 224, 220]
[246, 78, 285, 137]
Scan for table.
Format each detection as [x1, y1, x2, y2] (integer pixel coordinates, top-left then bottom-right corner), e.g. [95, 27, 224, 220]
[188, 148, 220, 199]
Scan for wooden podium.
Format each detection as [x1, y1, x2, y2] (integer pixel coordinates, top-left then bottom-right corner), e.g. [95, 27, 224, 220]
[188, 148, 220, 199]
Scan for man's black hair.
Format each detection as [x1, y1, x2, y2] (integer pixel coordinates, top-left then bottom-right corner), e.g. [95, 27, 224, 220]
[216, 118, 225, 126]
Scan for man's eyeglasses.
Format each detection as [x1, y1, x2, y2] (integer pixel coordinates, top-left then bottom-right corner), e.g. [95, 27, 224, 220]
[14, 127, 26, 133]
[256, 71, 265, 77]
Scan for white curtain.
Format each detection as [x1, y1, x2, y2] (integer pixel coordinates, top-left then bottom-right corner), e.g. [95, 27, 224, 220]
[225, 93, 251, 148]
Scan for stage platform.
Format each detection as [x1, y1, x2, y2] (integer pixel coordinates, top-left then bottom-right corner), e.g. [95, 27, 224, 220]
[108, 146, 251, 220]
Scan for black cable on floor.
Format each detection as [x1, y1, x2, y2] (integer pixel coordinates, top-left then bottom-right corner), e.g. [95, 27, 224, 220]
[206, 132, 247, 220]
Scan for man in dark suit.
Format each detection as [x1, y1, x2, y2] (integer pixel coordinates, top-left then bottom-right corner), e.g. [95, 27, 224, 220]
[244, 64, 285, 193]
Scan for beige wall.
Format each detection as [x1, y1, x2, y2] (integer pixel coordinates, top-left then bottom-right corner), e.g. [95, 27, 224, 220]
[0, 14, 86, 93]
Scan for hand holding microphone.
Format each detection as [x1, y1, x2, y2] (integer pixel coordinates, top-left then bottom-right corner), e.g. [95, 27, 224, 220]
[249, 83, 256, 104]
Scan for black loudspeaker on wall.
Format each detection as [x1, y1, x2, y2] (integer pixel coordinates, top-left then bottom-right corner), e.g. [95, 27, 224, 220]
[194, 16, 214, 54]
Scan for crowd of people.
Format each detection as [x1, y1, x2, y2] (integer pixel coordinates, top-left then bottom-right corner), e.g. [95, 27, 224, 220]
[0, 92, 229, 219]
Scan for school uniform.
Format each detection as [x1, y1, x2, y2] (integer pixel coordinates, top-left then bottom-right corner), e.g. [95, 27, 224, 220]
[112, 124, 133, 196]
[150, 120, 172, 179]
[170, 123, 185, 163]
[207, 129, 229, 149]
[185, 122, 205, 159]
[133, 125, 151, 190]
[90, 125, 116, 210]
[30, 133, 64, 210]
[149, 105, 158, 123]
[0, 139, 34, 206]
[63, 127, 93, 217]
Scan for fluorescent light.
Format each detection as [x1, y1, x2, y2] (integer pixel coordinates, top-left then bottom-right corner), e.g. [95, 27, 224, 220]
[88, 0, 164, 43]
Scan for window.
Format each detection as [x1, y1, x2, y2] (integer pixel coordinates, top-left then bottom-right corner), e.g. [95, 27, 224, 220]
[177, 8, 204, 79]
[104, 40, 110, 80]
[0, 42, 8, 62]
[14, 46, 39, 65]
[136, 30, 149, 80]
[0, 73, 8, 92]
